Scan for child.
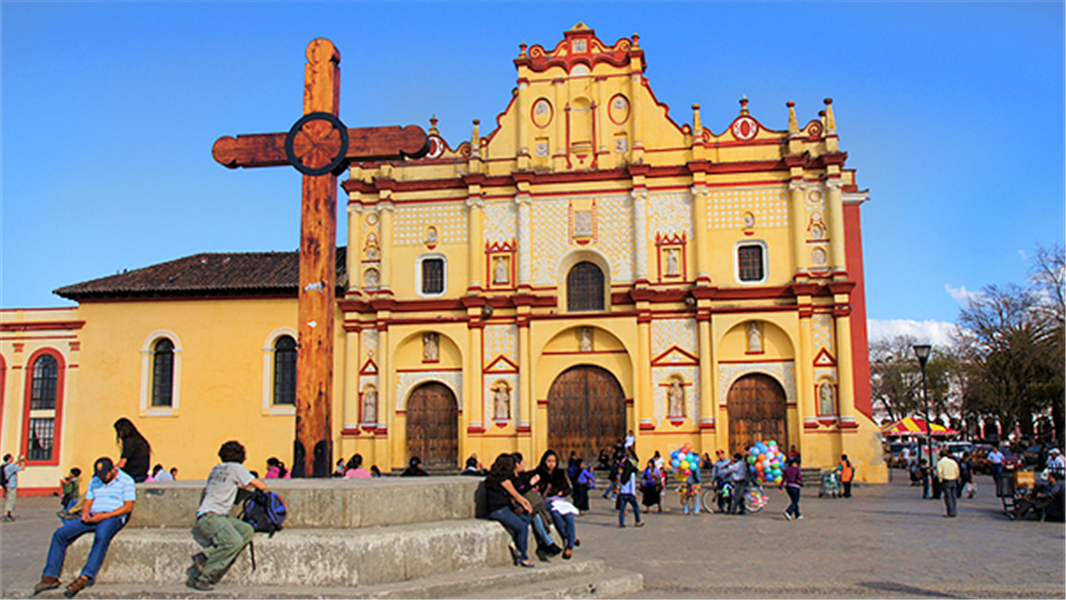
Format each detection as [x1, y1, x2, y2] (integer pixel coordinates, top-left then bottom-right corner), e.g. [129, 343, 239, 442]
[60, 468, 81, 511]
[616, 451, 643, 528]
[572, 459, 594, 513]
[264, 457, 289, 479]
[188, 441, 267, 591]
[679, 462, 701, 515]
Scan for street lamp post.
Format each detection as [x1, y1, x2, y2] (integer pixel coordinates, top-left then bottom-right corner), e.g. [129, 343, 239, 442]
[914, 344, 933, 468]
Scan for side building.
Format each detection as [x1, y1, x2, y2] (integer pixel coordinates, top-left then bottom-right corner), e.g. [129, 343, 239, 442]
[1, 24, 886, 489]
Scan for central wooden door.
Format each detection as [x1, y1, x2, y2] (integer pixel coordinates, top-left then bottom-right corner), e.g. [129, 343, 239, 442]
[547, 366, 626, 463]
[727, 373, 788, 456]
[405, 382, 458, 469]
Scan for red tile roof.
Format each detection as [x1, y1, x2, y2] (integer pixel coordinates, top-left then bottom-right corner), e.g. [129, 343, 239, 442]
[54, 250, 347, 301]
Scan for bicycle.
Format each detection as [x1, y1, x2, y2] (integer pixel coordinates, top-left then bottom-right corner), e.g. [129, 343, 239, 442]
[701, 480, 768, 514]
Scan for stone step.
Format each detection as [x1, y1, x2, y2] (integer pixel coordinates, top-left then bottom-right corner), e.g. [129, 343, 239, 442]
[17, 559, 642, 599]
[54, 520, 509, 588]
[131, 477, 481, 529]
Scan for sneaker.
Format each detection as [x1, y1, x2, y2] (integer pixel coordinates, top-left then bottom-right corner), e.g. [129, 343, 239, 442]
[57, 510, 79, 521]
[33, 576, 60, 595]
[187, 577, 214, 591]
[784, 511, 793, 521]
[191, 552, 207, 572]
[64, 575, 93, 598]
[796, 515, 804, 520]
[634, 521, 644, 528]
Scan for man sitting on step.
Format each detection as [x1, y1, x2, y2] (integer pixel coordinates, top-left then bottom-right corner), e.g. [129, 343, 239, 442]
[188, 440, 267, 591]
[33, 457, 136, 598]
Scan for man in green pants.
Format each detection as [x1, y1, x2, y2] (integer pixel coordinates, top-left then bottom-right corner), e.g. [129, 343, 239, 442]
[188, 441, 266, 591]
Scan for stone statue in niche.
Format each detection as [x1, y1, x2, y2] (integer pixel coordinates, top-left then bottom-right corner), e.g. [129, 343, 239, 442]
[747, 322, 762, 353]
[365, 233, 380, 261]
[493, 383, 511, 420]
[819, 382, 835, 415]
[578, 327, 593, 352]
[364, 268, 380, 288]
[362, 387, 377, 424]
[742, 212, 756, 229]
[574, 211, 593, 236]
[668, 380, 685, 417]
[425, 227, 438, 245]
[494, 256, 509, 283]
[423, 333, 439, 362]
[665, 248, 679, 276]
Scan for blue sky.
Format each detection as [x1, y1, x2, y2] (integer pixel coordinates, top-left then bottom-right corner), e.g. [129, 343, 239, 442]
[2, 2, 1063, 343]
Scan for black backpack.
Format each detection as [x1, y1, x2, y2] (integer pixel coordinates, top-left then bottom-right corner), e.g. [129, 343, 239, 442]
[0, 464, 8, 489]
[239, 490, 287, 537]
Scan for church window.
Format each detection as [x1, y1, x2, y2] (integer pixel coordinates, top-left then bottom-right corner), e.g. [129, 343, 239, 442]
[273, 335, 297, 406]
[151, 338, 175, 407]
[30, 354, 58, 410]
[567, 262, 605, 312]
[417, 254, 447, 297]
[736, 242, 767, 284]
[23, 349, 65, 464]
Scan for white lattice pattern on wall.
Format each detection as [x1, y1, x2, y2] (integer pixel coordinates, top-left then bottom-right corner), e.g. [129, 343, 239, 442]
[647, 192, 694, 238]
[596, 195, 635, 282]
[484, 324, 518, 364]
[812, 313, 835, 355]
[483, 373, 519, 423]
[651, 318, 698, 357]
[651, 366, 700, 428]
[362, 328, 379, 358]
[718, 362, 796, 406]
[396, 371, 463, 411]
[707, 187, 789, 229]
[484, 200, 517, 245]
[394, 203, 468, 245]
[531, 200, 570, 285]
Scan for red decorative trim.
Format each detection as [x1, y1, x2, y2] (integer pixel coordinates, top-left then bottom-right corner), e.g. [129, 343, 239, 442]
[667, 417, 686, 426]
[12, 343, 25, 353]
[803, 421, 820, 430]
[516, 423, 532, 433]
[650, 345, 699, 367]
[467, 424, 487, 434]
[536, 399, 549, 406]
[639, 422, 655, 431]
[359, 358, 378, 375]
[623, 397, 634, 406]
[813, 348, 836, 367]
[717, 358, 792, 365]
[608, 94, 630, 125]
[540, 349, 627, 356]
[0, 321, 85, 332]
[21, 347, 65, 467]
[484, 355, 519, 373]
[395, 367, 462, 373]
[341, 427, 361, 436]
[517, 28, 640, 75]
[10, 486, 61, 497]
[699, 421, 716, 430]
[531, 97, 553, 129]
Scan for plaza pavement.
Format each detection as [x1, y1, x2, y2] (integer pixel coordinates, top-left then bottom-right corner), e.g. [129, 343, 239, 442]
[1, 471, 1062, 599]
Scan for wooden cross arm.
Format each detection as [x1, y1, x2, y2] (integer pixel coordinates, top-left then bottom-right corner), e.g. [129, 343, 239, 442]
[212, 125, 429, 169]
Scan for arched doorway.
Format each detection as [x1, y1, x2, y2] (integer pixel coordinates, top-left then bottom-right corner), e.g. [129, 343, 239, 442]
[727, 373, 787, 456]
[547, 366, 626, 463]
[405, 382, 458, 469]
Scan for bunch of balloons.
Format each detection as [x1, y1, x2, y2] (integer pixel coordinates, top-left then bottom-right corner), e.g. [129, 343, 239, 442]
[670, 444, 701, 481]
[747, 440, 785, 484]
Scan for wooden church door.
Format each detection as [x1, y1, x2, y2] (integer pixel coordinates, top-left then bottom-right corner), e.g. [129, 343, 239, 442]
[405, 382, 458, 469]
[727, 373, 788, 456]
[547, 366, 626, 463]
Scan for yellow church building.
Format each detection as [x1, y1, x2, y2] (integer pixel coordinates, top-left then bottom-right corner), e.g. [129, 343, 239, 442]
[1, 24, 886, 493]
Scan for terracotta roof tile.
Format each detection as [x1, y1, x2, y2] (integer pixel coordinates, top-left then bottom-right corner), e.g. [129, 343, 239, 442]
[55, 249, 347, 300]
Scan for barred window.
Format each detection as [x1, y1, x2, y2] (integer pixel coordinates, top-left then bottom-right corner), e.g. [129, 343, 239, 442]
[422, 258, 445, 295]
[152, 338, 174, 407]
[27, 417, 55, 461]
[737, 244, 765, 282]
[567, 262, 605, 312]
[273, 335, 297, 406]
[30, 354, 58, 410]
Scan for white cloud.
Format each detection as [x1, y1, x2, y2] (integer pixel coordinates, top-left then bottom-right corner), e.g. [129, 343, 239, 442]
[945, 283, 982, 306]
[867, 318, 957, 347]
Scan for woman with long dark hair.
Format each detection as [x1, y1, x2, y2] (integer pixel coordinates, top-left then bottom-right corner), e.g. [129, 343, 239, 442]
[483, 454, 534, 568]
[113, 418, 150, 483]
[265, 457, 290, 479]
[535, 450, 579, 560]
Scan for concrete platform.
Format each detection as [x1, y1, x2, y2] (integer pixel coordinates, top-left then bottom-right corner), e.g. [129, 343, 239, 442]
[129, 477, 481, 529]
[55, 520, 509, 588]
[18, 559, 642, 599]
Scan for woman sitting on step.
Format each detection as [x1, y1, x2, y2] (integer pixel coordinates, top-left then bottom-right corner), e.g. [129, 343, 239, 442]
[483, 454, 535, 568]
[534, 450, 580, 560]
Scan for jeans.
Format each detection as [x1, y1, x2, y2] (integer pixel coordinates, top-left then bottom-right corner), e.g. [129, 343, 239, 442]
[730, 479, 748, 514]
[43, 515, 127, 580]
[843, 480, 852, 498]
[488, 507, 531, 561]
[941, 480, 958, 516]
[531, 513, 554, 548]
[785, 486, 801, 517]
[617, 493, 641, 525]
[548, 509, 576, 549]
[193, 513, 255, 584]
[922, 475, 930, 498]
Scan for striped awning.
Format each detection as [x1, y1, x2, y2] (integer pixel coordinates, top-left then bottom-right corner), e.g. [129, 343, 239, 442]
[881, 417, 957, 437]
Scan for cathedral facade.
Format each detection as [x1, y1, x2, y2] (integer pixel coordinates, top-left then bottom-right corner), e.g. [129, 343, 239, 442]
[0, 25, 886, 492]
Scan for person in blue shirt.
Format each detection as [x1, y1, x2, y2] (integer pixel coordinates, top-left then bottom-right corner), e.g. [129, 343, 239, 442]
[33, 457, 136, 598]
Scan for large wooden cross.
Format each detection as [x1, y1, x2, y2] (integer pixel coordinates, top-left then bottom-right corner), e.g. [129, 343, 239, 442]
[212, 38, 427, 477]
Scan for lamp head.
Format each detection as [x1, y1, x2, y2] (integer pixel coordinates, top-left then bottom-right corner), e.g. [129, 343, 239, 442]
[913, 344, 932, 367]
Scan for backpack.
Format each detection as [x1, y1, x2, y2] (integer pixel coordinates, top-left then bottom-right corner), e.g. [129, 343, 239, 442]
[0, 464, 8, 489]
[240, 490, 287, 537]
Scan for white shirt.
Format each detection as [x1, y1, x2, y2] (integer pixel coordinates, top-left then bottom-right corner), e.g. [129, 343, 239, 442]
[624, 435, 635, 448]
[988, 449, 1004, 464]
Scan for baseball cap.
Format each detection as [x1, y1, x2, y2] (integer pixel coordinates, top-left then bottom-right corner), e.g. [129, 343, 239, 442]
[93, 457, 115, 480]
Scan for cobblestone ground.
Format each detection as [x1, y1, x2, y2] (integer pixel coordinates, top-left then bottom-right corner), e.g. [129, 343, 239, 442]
[574, 471, 1065, 598]
[2, 471, 1063, 598]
